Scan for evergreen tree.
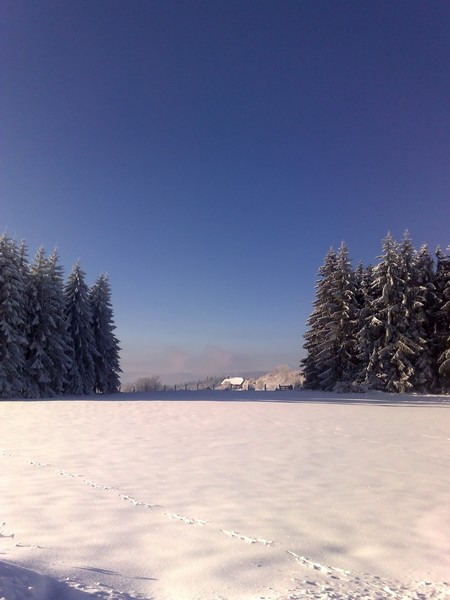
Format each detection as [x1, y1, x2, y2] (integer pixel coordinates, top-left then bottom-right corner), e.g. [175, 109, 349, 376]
[0, 234, 27, 397]
[355, 264, 376, 386]
[354, 261, 366, 312]
[46, 249, 72, 395]
[317, 242, 359, 390]
[411, 244, 436, 391]
[64, 260, 97, 395]
[89, 274, 121, 393]
[24, 247, 54, 398]
[302, 248, 337, 389]
[302, 245, 359, 391]
[364, 233, 423, 392]
[435, 247, 450, 390]
[397, 232, 432, 391]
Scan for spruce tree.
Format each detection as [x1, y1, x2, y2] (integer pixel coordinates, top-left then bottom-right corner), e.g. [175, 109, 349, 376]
[410, 244, 436, 391]
[397, 232, 431, 391]
[46, 249, 72, 395]
[317, 242, 359, 390]
[24, 247, 54, 398]
[435, 247, 450, 391]
[355, 264, 377, 387]
[89, 274, 121, 393]
[364, 233, 423, 392]
[302, 248, 337, 389]
[64, 260, 97, 395]
[0, 234, 27, 397]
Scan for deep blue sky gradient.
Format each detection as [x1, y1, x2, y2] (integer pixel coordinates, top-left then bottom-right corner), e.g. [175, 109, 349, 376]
[1, 1, 449, 382]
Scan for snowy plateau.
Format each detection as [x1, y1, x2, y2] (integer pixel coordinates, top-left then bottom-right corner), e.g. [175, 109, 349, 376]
[0, 391, 449, 600]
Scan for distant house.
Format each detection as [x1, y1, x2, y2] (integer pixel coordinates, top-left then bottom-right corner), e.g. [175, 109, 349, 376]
[221, 376, 244, 390]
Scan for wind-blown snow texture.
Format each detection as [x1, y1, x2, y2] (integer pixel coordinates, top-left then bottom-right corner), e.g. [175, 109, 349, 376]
[1, 391, 449, 600]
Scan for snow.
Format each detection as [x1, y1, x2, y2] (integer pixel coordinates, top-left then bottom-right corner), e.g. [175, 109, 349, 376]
[221, 377, 245, 387]
[1, 390, 449, 600]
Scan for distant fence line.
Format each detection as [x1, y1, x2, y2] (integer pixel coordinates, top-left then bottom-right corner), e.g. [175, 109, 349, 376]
[126, 384, 298, 392]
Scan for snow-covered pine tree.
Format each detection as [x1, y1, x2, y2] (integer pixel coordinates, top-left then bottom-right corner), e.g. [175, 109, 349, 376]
[316, 242, 359, 390]
[45, 249, 73, 395]
[355, 264, 377, 387]
[411, 244, 437, 391]
[89, 274, 121, 393]
[302, 248, 337, 389]
[364, 232, 424, 393]
[435, 247, 450, 391]
[64, 260, 97, 395]
[0, 234, 28, 397]
[24, 247, 54, 398]
[397, 232, 432, 391]
[354, 261, 366, 312]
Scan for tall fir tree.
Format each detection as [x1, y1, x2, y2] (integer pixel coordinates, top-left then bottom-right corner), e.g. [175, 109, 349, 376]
[302, 248, 337, 389]
[89, 274, 121, 393]
[360, 233, 423, 392]
[24, 247, 54, 398]
[0, 234, 27, 397]
[408, 243, 435, 391]
[64, 260, 97, 395]
[355, 264, 377, 386]
[45, 249, 73, 395]
[397, 232, 431, 391]
[435, 247, 450, 391]
[317, 242, 360, 390]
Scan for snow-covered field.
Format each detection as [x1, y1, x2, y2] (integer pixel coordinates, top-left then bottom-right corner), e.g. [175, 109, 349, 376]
[1, 391, 449, 600]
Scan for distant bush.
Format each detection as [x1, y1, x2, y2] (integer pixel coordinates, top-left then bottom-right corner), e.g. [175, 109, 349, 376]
[249, 365, 303, 391]
[133, 375, 162, 392]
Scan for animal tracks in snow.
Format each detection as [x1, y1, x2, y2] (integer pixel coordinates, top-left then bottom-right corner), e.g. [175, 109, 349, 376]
[220, 529, 273, 545]
[287, 551, 348, 579]
[1, 448, 206, 537]
[167, 513, 206, 526]
[119, 494, 159, 509]
[286, 552, 450, 600]
[3, 447, 449, 600]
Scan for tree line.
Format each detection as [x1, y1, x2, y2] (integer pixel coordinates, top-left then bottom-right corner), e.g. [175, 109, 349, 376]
[0, 233, 121, 398]
[302, 232, 450, 393]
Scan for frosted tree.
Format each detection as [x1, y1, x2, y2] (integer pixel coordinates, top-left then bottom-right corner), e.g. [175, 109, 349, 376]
[302, 245, 359, 391]
[435, 247, 450, 390]
[89, 274, 121, 393]
[64, 260, 97, 395]
[25, 248, 72, 398]
[410, 244, 436, 390]
[45, 249, 73, 395]
[316, 242, 360, 390]
[302, 248, 337, 389]
[363, 232, 424, 392]
[24, 247, 54, 398]
[355, 264, 377, 386]
[0, 234, 27, 397]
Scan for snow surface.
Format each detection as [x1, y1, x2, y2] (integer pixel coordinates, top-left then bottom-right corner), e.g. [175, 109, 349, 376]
[0, 390, 449, 600]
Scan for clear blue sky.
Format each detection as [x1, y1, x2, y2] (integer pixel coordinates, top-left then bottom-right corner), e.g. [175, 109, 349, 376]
[1, 1, 449, 383]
